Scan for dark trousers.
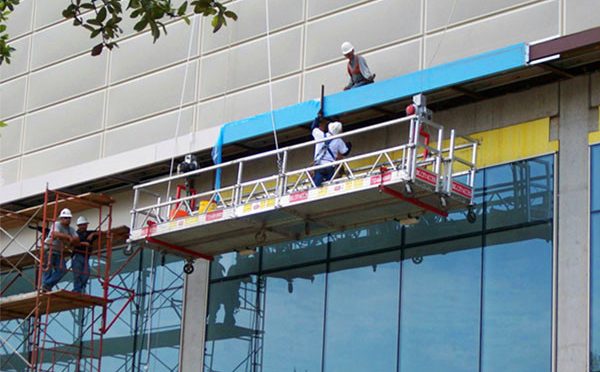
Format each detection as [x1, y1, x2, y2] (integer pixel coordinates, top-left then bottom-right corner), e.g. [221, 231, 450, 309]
[72, 253, 90, 293]
[314, 166, 335, 187]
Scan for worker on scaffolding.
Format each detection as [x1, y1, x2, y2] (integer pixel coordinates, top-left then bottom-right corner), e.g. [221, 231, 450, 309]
[72, 216, 99, 293]
[42, 208, 79, 292]
[311, 114, 352, 187]
[342, 41, 375, 90]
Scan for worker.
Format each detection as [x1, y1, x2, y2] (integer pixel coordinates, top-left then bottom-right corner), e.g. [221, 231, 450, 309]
[72, 216, 99, 293]
[311, 114, 352, 187]
[341, 41, 375, 90]
[42, 208, 79, 292]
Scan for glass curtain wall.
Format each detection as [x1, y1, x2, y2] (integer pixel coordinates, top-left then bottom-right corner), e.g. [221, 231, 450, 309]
[591, 145, 600, 372]
[204, 155, 555, 372]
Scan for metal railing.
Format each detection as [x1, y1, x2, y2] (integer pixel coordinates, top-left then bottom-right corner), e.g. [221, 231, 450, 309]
[130, 99, 478, 233]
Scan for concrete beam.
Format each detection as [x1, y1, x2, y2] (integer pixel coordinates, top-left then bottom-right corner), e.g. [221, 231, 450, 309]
[556, 75, 593, 372]
[179, 259, 210, 372]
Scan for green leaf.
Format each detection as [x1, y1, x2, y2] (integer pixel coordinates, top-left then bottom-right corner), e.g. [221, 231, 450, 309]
[177, 1, 187, 16]
[97, 7, 107, 22]
[90, 28, 102, 38]
[87, 19, 102, 26]
[133, 18, 148, 32]
[224, 10, 237, 20]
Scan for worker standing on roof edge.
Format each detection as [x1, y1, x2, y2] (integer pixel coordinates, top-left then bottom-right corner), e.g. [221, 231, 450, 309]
[72, 216, 98, 293]
[311, 113, 352, 187]
[42, 208, 79, 292]
[342, 41, 375, 90]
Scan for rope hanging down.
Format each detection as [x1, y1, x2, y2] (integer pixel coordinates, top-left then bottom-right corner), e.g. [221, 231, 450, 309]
[264, 0, 283, 174]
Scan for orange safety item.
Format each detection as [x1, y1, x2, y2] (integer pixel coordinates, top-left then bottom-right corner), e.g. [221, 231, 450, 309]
[347, 55, 361, 76]
[169, 209, 189, 220]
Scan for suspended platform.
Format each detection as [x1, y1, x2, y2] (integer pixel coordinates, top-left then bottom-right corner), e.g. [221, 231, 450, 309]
[0, 289, 109, 321]
[129, 95, 478, 269]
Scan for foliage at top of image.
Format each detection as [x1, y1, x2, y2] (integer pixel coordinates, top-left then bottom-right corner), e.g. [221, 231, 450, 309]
[0, 0, 236, 64]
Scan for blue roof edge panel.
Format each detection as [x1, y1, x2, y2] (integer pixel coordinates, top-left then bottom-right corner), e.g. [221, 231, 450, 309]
[212, 42, 527, 165]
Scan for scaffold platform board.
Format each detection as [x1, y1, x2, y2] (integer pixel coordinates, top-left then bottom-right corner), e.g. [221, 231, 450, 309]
[0, 225, 130, 273]
[131, 167, 472, 258]
[0, 289, 110, 321]
[0, 193, 115, 229]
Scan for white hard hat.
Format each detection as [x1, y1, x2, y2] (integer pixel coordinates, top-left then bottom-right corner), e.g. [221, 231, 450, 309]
[59, 208, 72, 218]
[77, 216, 89, 225]
[341, 41, 354, 55]
[328, 121, 343, 135]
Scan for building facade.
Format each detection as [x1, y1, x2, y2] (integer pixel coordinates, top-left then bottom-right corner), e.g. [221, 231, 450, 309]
[1, 1, 600, 371]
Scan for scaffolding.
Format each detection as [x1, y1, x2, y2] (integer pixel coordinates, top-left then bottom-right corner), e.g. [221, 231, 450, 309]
[0, 189, 135, 371]
[127, 94, 479, 272]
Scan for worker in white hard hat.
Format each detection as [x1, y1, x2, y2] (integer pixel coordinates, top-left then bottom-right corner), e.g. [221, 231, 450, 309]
[310, 115, 352, 187]
[42, 208, 80, 291]
[341, 41, 375, 90]
[72, 216, 99, 293]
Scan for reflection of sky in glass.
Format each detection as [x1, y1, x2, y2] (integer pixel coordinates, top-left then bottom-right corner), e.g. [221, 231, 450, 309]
[400, 239, 481, 372]
[592, 146, 600, 212]
[324, 252, 400, 372]
[592, 145, 600, 372]
[481, 225, 552, 372]
[262, 266, 325, 372]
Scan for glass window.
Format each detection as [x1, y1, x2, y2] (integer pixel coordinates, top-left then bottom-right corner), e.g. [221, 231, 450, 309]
[485, 156, 553, 229]
[481, 224, 552, 372]
[591, 213, 600, 372]
[399, 237, 481, 372]
[205, 274, 259, 372]
[592, 145, 600, 212]
[330, 221, 401, 258]
[323, 251, 401, 372]
[262, 235, 328, 270]
[210, 250, 259, 280]
[262, 265, 326, 371]
[405, 173, 483, 245]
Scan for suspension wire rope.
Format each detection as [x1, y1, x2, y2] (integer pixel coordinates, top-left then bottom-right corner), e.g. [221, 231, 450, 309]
[264, 0, 283, 174]
[426, 0, 458, 69]
[166, 15, 199, 200]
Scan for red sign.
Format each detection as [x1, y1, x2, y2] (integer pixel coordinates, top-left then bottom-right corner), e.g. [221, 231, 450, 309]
[415, 168, 437, 186]
[206, 210, 224, 222]
[451, 181, 473, 199]
[290, 191, 308, 202]
[370, 172, 392, 185]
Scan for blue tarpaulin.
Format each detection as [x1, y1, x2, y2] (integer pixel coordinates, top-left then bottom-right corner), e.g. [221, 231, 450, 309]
[211, 43, 528, 188]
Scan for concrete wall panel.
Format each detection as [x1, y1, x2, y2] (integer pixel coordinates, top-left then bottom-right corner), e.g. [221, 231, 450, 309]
[0, 76, 27, 119]
[34, 0, 68, 29]
[30, 14, 98, 69]
[0, 36, 30, 82]
[303, 40, 421, 100]
[199, 26, 302, 99]
[21, 134, 101, 179]
[0, 158, 20, 185]
[27, 53, 107, 110]
[197, 75, 300, 129]
[0, 116, 23, 160]
[24, 91, 105, 152]
[103, 106, 194, 156]
[424, 0, 558, 67]
[110, 19, 201, 83]
[426, 0, 537, 31]
[305, 0, 421, 68]
[6, 0, 33, 39]
[564, 0, 600, 34]
[307, 0, 370, 18]
[201, 0, 304, 54]
[107, 61, 197, 127]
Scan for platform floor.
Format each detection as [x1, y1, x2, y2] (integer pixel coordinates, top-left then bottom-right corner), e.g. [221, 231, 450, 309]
[0, 289, 109, 321]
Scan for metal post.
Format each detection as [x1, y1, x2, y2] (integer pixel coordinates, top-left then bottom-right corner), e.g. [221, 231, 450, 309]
[446, 129, 456, 194]
[236, 162, 244, 206]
